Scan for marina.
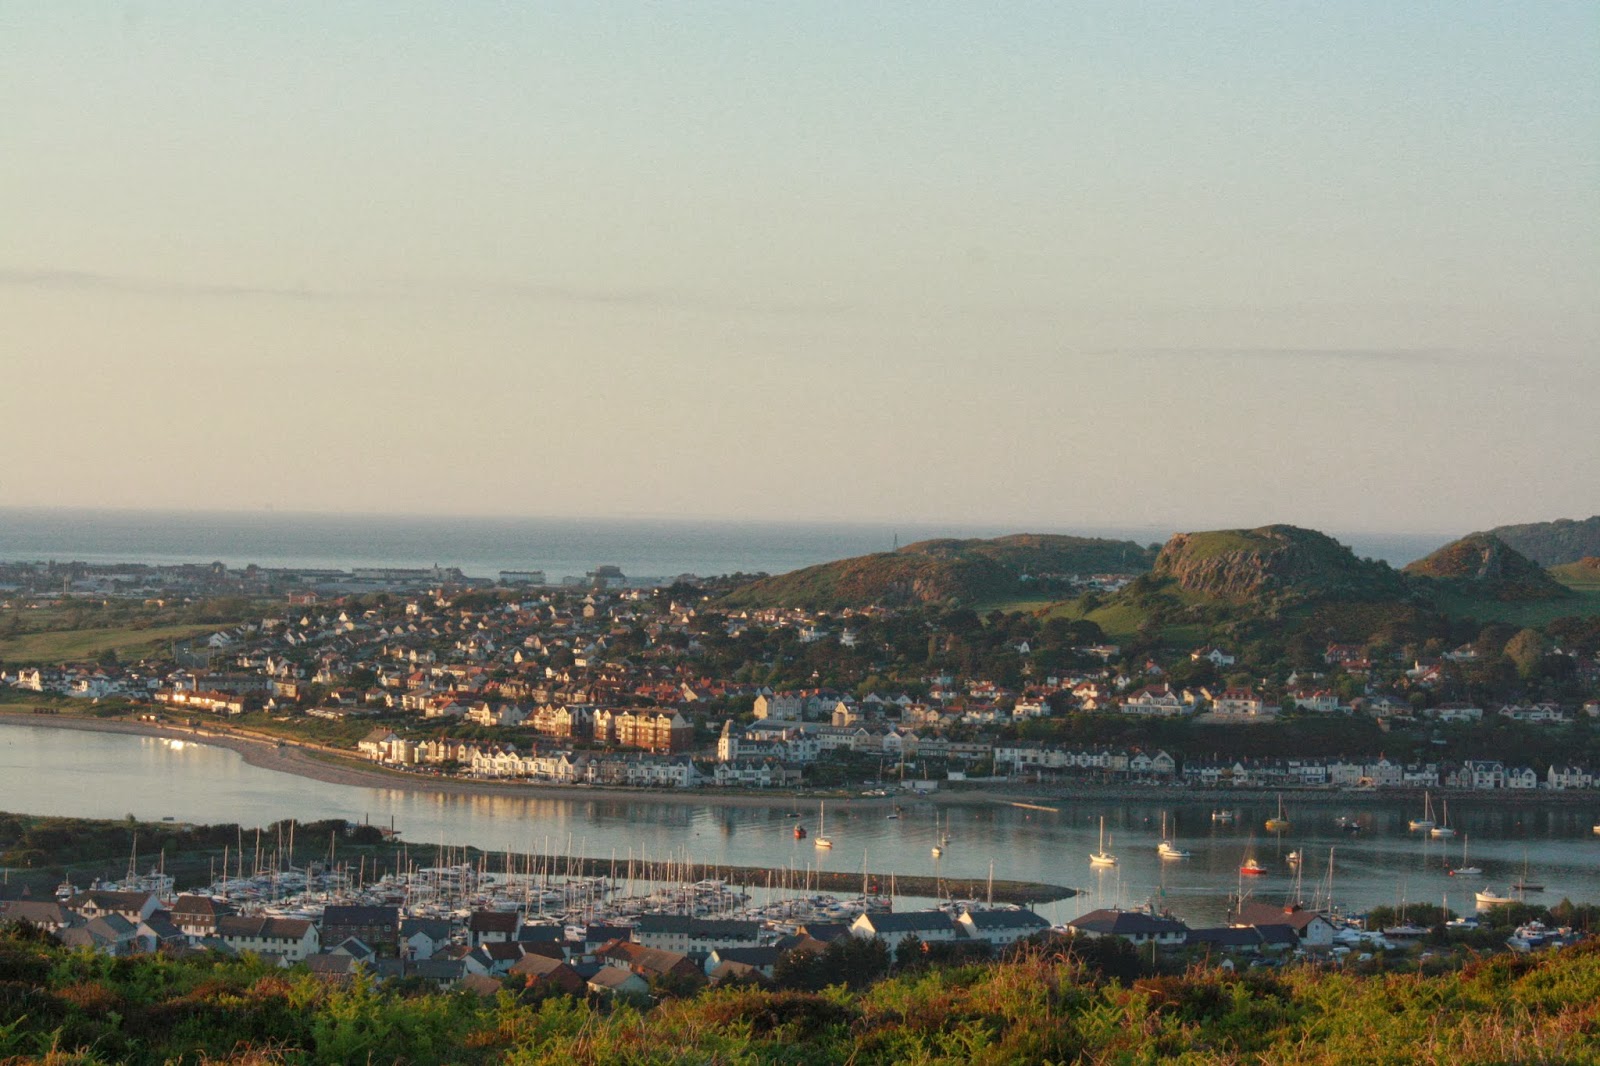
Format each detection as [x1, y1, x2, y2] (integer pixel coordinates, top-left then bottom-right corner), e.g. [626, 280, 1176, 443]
[6, 722, 1600, 930]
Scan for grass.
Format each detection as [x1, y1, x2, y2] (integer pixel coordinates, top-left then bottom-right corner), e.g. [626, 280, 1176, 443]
[1430, 587, 1600, 627]
[0, 623, 219, 664]
[1038, 599, 1152, 642]
[1170, 528, 1265, 561]
[1552, 561, 1600, 592]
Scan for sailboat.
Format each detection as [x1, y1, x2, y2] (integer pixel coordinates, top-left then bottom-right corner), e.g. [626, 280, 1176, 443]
[1264, 795, 1290, 833]
[814, 802, 833, 849]
[1156, 813, 1190, 859]
[1089, 816, 1117, 867]
[1409, 792, 1436, 832]
[1429, 799, 1456, 838]
[931, 811, 945, 858]
[1511, 852, 1543, 894]
[1448, 834, 1481, 876]
[1239, 835, 1266, 876]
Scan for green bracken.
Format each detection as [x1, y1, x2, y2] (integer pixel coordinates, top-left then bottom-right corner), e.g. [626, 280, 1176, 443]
[3, 925, 1600, 1064]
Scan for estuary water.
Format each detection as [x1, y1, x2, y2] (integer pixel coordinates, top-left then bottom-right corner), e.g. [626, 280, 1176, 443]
[4, 722, 1597, 925]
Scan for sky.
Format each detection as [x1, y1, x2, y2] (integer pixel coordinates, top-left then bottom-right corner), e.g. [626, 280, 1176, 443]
[2, 2, 1596, 534]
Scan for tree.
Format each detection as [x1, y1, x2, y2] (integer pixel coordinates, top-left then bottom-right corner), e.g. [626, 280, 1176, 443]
[1505, 628, 1550, 681]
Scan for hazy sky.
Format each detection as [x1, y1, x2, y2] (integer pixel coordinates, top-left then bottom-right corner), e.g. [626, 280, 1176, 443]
[3, 3, 1596, 533]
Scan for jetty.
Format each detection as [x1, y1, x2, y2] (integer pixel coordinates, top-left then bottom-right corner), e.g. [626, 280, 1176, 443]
[410, 849, 1076, 906]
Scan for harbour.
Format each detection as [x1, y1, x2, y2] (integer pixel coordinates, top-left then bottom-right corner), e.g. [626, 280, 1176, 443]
[5, 721, 1600, 928]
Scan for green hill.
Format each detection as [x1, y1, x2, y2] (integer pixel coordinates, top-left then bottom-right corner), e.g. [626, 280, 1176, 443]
[1151, 524, 1408, 604]
[719, 534, 1156, 609]
[1402, 533, 1571, 602]
[1489, 515, 1600, 566]
[1551, 556, 1600, 590]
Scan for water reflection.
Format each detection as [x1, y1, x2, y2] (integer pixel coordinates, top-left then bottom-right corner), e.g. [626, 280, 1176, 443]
[3, 722, 1599, 924]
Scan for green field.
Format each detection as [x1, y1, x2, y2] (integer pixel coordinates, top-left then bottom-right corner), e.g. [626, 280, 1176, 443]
[0, 623, 218, 664]
[1552, 561, 1600, 592]
[1430, 587, 1600, 627]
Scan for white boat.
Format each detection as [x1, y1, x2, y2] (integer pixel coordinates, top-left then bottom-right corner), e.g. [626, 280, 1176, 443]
[1156, 813, 1190, 859]
[1382, 921, 1428, 938]
[1211, 809, 1234, 824]
[1448, 834, 1481, 877]
[1409, 792, 1436, 832]
[1507, 920, 1578, 953]
[1476, 887, 1515, 908]
[1429, 799, 1456, 838]
[1089, 816, 1117, 867]
[814, 802, 833, 849]
[1286, 849, 1302, 867]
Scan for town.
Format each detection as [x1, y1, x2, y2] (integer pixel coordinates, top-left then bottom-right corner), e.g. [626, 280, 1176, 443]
[5, 555, 1600, 799]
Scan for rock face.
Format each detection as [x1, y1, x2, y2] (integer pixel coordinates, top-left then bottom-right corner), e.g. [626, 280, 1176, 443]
[1489, 516, 1600, 567]
[721, 534, 1156, 609]
[1153, 525, 1406, 603]
[1403, 533, 1571, 601]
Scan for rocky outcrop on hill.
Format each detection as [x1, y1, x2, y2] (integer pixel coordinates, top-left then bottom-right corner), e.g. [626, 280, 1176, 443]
[1152, 525, 1407, 603]
[1403, 534, 1571, 601]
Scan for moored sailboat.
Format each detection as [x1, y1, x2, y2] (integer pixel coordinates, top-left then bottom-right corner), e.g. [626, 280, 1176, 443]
[1156, 813, 1190, 859]
[1448, 834, 1481, 876]
[1264, 794, 1291, 833]
[1089, 816, 1117, 867]
[1409, 792, 1436, 832]
[814, 802, 833, 849]
[1429, 799, 1456, 839]
[1510, 852, 1542, 893]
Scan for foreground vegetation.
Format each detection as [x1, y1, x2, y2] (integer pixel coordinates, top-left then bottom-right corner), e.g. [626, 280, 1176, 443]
[2, 923, 1600, 1064]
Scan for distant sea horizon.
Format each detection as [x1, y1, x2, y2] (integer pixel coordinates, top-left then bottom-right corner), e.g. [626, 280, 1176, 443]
[0, 507, 1453, 580]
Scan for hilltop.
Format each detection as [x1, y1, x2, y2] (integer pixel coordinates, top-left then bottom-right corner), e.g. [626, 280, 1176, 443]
[1402, 533, 1571, 601]
[1489, 515, 1600, 566]
[1151, 524, 1409, 604]
[719, 533, 1156, 609]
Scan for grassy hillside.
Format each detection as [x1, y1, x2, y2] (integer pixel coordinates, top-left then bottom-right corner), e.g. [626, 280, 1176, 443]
[1551, 557, 1600, 591]
[1489, 515, 1600, 566]
[1152, 525, 1409, 604]
[1427, 587, 1600, 628]
[0, 623, 217, 665]
[721, 534, 1156, 610]
[1403, 533, 1570, 602]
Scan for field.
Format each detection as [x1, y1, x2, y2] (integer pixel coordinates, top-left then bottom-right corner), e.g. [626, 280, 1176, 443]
[0, 623, 219, 665]
[1430, 587, 1600, 628]
[1552, 561, 1600, 592]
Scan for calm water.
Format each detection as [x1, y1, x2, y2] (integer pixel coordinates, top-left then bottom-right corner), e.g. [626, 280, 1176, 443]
[3, 723, 1594, 925]
[0, 508, 1449, 577]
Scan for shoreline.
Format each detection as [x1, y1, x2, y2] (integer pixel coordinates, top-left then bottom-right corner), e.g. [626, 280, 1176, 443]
[4, 712, 1598, 815]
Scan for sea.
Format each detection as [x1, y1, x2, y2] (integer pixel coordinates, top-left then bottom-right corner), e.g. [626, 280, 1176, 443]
[0, 508, 1452, 580]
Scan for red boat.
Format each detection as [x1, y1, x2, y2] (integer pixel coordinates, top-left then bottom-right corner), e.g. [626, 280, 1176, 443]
[794, 825, 807, 840]
[1239, 859, 1266, 876]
